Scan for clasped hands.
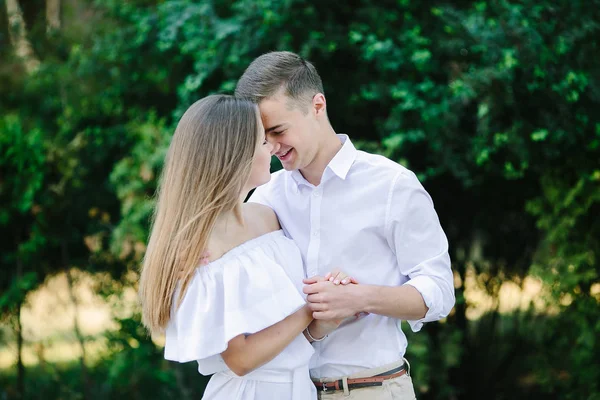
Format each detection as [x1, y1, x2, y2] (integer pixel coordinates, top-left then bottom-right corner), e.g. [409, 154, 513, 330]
[303, 270, 368, 324]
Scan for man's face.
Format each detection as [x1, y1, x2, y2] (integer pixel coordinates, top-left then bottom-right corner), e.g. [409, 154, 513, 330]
[258, 92, 320, 172]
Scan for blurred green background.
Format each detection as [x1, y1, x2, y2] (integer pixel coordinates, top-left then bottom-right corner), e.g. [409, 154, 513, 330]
[1, 0, 599, 399]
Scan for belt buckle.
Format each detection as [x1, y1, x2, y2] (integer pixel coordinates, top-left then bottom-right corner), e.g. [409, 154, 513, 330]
[322, 382, 328, 392]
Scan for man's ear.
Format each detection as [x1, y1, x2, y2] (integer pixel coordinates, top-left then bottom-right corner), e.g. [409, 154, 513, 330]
[312, 93, 326, 117]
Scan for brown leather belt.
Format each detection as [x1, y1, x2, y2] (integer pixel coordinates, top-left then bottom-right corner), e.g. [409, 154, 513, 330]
[312, 363, 407, 392]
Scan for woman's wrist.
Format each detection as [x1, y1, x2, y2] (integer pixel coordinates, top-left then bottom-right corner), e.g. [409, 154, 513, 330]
[307, 319, 337, 341]
[302, 303, 314, 321]
[305, 322, 328, 342]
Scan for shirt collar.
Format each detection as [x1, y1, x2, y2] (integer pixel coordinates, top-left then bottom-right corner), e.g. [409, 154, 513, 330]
[327, 134, 356, 180]
[290, 134, 357, 188]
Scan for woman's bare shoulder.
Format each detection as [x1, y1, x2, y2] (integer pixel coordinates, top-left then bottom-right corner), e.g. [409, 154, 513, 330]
[243, 202, 281, 234]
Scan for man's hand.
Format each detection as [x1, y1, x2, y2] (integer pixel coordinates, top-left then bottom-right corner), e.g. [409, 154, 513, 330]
[302, 276, 366, 320]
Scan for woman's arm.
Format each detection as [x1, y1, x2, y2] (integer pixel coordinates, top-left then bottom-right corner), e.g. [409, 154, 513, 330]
[221, 304, 313, 376]
[303, 318, 340, 342]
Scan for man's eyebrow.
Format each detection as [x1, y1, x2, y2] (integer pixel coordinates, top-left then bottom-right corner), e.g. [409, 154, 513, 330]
[265, 124, 285, 133]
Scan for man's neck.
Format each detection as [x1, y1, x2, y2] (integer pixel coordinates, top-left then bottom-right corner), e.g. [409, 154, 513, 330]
[300, 129, 342, 186]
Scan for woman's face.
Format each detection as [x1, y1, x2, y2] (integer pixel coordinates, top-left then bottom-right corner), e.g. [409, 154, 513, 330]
[246, 115, 274, 190]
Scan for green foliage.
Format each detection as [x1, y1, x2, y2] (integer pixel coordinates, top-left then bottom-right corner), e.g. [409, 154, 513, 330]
[110, 114, 171, 260]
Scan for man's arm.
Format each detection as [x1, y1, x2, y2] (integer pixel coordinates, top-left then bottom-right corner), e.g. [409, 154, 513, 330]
[303, 280, 428, 321]
[304, 171, 455, 329]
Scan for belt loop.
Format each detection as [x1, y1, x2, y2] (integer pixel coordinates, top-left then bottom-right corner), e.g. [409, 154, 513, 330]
[403, 357, 411, 376]
[342, 377, 350, 396]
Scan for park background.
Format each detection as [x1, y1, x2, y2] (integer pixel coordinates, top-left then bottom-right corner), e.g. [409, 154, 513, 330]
[1, 0, 599, 399]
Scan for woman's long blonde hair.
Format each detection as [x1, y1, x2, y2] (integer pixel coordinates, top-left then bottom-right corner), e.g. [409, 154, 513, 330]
[139, 95, 260, 335]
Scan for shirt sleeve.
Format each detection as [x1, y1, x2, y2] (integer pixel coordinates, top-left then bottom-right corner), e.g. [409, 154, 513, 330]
[385, 170, 455, 332]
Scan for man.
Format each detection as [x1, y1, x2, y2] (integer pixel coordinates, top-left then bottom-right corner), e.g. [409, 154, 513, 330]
[236, 51, 454, 399]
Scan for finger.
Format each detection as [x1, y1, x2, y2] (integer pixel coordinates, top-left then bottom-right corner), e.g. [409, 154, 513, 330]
[332, 270, 351, 285]
[324, 272, 332, 280]
[327, 269, 341, 282]
[312, 311, 329, 320]
[308, 302, 328, 311]
[303, 276, 324, 285]
[306, 294, 322, 303]
[303, 282, 326, 295]
[200, 250, 210, 265]
[313, 311, 337, 320]
[331, 273, 341, 284]
[335, 272, 350, 285]
[340, 276, 355, 285]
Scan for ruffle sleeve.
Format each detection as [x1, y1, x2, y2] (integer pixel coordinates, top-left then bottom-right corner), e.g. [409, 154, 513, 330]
[164, 246, 306, 364]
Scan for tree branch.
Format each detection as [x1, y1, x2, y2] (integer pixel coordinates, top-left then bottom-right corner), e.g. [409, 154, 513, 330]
[5, 0, 41, 74]
[46, 0, 61, 34]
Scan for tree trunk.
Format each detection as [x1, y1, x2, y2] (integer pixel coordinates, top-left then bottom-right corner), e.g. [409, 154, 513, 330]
[16, 253, 25, 399]
[426, 322, 442, 398]
[63, 241, 90, 400]
[5, 0, 40, 74]
[448, 261, 467, 399]
[16, 301, 25, 399]
[46, 0, 61, 33]
[65, 269, 88, 368]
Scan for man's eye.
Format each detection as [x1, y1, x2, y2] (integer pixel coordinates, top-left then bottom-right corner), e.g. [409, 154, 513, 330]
[273, 131, 283, 135]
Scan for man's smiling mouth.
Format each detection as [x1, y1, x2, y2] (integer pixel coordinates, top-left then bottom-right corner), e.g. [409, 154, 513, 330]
[277, 148, 293, 160]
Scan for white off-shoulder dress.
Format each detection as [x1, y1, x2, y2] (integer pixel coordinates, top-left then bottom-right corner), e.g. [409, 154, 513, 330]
[164, 230, 316, 400]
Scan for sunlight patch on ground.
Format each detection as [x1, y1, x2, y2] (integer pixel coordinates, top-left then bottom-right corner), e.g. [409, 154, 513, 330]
[0, 270, 132, 369]
[461, 267, 549, 320]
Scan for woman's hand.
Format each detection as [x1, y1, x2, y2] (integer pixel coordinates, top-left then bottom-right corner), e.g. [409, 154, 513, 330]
[324, 269, 359, 285]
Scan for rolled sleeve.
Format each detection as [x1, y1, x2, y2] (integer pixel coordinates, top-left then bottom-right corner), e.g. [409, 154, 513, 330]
[403, 257, 453, 332]
[386, 171, 455, 331]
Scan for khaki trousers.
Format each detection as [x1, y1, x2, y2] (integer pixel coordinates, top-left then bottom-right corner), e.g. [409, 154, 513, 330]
[313, 359, 417, 400]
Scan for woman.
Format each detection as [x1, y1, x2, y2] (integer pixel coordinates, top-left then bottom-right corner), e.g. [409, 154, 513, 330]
[138, 95, 347, 400]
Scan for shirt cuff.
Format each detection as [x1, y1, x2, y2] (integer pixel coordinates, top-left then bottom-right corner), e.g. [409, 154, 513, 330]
[403, 275, 443, 332]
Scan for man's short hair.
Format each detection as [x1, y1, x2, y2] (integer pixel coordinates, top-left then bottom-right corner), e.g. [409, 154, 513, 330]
[235, 51, 324, 112]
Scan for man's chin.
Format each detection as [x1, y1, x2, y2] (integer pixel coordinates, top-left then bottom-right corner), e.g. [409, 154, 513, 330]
[281, 162, 299, 171]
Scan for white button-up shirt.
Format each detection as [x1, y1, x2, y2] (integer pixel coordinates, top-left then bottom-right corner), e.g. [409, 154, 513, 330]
[250, 135, 455, 378]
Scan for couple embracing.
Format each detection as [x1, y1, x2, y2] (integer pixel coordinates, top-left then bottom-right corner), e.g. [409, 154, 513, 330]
[139, 51, 455, 400]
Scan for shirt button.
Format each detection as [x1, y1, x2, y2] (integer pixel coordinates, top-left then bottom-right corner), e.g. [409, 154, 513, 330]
[313, 230, 320, 237]
[313, 190, 320, 197]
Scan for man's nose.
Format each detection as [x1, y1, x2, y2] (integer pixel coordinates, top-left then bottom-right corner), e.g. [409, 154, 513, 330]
[269, 141, 281, 155]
